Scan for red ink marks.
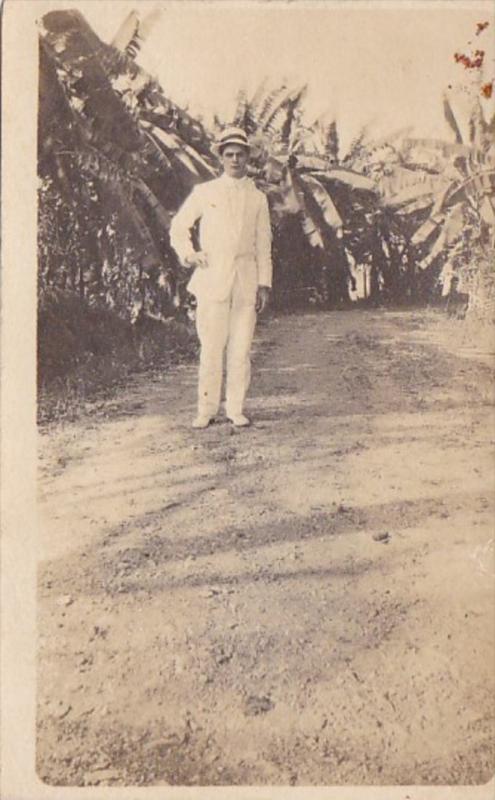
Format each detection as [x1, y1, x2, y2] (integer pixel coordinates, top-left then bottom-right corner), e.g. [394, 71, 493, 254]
[476, 21, 489, 36]
[481, 82, 493, 99]
[454, 49, 485, 69]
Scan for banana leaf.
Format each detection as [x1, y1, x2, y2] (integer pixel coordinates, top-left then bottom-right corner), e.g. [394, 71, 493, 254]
[264, 156, 285, 183]
[417, 206, 464, 269]
[302, 175, 343, 229]
[443, 95, 464, 144]
[286, 169, 324, 247]
[41, 11, 143, 153]
[163, 131, 216, 177]
[431, 181, 455, 216]
[74, 147, 133, 189]
[133, 178, 172, 229]
[277, 171, 302, 214]
[141, 129, 173, 172]
[479, 195, 495, 225]
[446, 168, 495, 207]
[300, 215, 325, 249]
[385, 183, 437, 207]
[148, 126, 215, 178]
[411, 214, 444, 245]
[295, 155, 329, 171]
[111, 10, 140, 52]
[396, 196, 435, 215]
[98, 175, 163, 265]
[111, 9, 161, 59]
[324, 168, 376, 192]
[287, 169, 343, 250]
[440, 205, 465, 244]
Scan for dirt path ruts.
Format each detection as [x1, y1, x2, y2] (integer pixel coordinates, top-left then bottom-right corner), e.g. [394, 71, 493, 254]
[37, 309, 494, 786]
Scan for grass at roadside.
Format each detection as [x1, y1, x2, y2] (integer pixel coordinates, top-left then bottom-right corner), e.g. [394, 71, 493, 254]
[38, 290, 198, 425]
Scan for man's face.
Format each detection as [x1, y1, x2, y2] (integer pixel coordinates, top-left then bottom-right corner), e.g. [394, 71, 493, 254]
[220, 144, 249, 179]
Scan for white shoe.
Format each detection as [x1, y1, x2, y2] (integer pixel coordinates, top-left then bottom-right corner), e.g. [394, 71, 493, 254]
[192, 415, 212, 429]
[227, 414, 251, 427]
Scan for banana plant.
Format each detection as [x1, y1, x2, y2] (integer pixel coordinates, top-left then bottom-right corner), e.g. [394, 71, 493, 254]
[229, 83, 383, 304]
[38, 9, 216, 320]
[382, 90, 495, 278]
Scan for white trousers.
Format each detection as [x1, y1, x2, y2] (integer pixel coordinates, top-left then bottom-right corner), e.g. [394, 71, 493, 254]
[195, 275, 257, 418]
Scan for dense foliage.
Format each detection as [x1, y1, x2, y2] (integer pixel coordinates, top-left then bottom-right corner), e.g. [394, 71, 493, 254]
[38, 10, 494, 398]
[39, 9, 215, 326]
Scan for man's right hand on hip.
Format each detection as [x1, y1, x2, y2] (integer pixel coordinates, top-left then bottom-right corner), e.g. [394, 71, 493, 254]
[185, 251, 208, 270]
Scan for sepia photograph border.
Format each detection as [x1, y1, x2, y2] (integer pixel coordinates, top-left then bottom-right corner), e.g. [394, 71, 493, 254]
[1, 0, 494, 798]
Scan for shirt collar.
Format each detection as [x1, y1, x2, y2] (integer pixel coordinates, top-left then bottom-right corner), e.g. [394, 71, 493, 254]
[220, 173, 249, 189]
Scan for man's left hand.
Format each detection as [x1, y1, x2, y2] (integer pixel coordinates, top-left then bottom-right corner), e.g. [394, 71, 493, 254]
[256, 286, 271, 314]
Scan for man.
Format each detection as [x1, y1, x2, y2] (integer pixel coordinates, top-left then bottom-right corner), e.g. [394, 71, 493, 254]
[170, 126, 273, 429]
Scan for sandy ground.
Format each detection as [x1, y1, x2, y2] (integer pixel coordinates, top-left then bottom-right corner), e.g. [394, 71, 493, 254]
[37, 309, 495, 787]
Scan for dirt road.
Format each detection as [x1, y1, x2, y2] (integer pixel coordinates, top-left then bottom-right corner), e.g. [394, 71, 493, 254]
[37, 309, 494, 786]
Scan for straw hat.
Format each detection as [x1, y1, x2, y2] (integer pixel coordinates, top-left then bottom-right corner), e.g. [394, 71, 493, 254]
[212, 126, 250, 157]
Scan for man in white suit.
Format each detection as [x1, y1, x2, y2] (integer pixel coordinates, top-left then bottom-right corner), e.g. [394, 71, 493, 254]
[170, 127, 273, 428]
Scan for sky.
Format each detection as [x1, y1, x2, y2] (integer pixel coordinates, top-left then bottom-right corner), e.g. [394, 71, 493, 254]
[81, 1, 495, 154]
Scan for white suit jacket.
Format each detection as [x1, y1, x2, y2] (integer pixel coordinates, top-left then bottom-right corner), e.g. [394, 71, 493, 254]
[170, 174, 273, 303]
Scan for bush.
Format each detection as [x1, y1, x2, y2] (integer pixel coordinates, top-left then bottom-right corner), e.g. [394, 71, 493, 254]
[37, 288, 197, 423]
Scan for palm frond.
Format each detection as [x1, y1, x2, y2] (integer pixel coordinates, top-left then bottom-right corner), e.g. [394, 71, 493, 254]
[258, 84, 289, 127]
[343, 126, 368, 164]
[280, 86, 307, 146]
[233, 88, 249, 126]
[249, 78, 269, 118]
